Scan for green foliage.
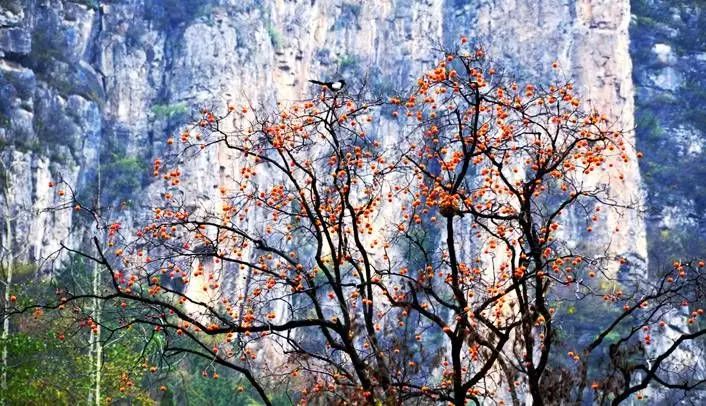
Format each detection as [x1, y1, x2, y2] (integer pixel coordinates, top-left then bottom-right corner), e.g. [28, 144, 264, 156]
[334, 2, 362, 29]
[5, 254, 287, 405]
[311, 266, 329, 286]
[337, 54, 358, 71]
[151, 102, 188, 120]
[266, 23, 283, 49]
[101, 338, 158, 405]
[195, 3, 216, 23]
[30, 30, 64, 68]
[179, 373, 254, 405]
[156, 357, 294, 406]
[1, 321, 154, 405]
[402, 221, 440, 271]
[630, 0, 706, 266]
[635, 110, 663, 144]
[342, 2, 362, 19]
[547, 290, 637, 385]
[0, 1, 23, 14]
[603, 331, 622, 344]
[3, 270, 158, 405]
[52, 253, 95, 292]
[99, 153, 147, 204]
[144, 0, 214, 29]
[1, 331, 91, 405]
[0, 111, 10, 128]
[2, 261, 39, 283]
[13, 138, 42, 155]
[631, 14, 663, 30]
[370, 76, 398, 99]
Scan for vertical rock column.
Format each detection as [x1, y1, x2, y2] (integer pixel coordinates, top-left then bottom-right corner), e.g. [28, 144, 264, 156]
[443, 0, 647, 276]
[573, 0, 647, 275]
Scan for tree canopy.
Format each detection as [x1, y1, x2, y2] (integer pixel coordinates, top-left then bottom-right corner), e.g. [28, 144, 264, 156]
[5, 42, 706, 405]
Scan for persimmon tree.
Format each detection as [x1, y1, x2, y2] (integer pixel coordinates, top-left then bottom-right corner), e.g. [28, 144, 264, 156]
[9, 42, 706, 405]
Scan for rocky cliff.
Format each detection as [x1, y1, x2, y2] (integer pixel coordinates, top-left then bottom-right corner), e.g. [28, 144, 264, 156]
[631, 0, 706, 266]
[0, 0, 650, 277]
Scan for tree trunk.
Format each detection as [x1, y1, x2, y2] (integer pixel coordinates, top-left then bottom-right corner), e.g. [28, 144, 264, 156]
[1, 164, 14, 406]
[88, 299, 95, 405]
[1, 221, 12, 405]
[91, 260, 102, 406]
[92, 156, 103, 406]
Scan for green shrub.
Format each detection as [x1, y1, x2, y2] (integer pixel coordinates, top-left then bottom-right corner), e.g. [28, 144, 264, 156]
[266, 23, 283, 49]
[151, 102, 188, 120]
[337, 54, 358, 70]
[98, 153, 147, 204]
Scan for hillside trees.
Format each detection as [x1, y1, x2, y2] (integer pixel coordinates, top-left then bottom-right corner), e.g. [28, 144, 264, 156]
[7, 42, 706, 405]
[0, 158, 31, 405]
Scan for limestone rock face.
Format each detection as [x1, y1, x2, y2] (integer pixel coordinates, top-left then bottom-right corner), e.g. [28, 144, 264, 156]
[446, 0, 648, 275]
[629, 3, 706, 400]
[0, 0, 646, 275]
[0, 7, 648, 371]
[630, 0, 706, 265]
